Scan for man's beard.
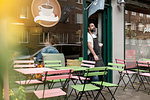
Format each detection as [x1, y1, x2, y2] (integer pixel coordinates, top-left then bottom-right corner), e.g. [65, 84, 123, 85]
[90, 29, 95, 32]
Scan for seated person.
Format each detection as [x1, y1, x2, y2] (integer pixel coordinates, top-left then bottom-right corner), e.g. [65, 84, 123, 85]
[36, 36, 59, 63]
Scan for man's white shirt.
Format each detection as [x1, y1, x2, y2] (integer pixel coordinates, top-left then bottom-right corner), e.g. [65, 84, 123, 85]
[88, 32, 97, 55]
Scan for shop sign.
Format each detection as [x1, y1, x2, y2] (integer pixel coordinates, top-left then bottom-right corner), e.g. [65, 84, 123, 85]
[144, 27, 150, 33]
[31, 0, 61, 27]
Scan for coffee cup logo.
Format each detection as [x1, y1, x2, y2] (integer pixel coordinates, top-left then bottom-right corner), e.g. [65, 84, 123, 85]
[31, 0, 61, 27]
[38, 4, 54, 16]
[34, 3, 59, 22]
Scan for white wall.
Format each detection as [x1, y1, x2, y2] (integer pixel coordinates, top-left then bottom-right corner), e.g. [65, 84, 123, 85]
[112, 0, 125, 84]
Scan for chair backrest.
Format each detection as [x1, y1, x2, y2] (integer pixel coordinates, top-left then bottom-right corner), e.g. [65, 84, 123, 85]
[42, 53, 65, 67]
[115, 59, 136, 69]
[83, 67, 108, 90]
[42, 69, 73, 81]
[84, 67, 107, 77]
[115, 59, 125, 64]
[44, 60, 62, 68]
[13, 60, 35, 68]
[81, 60, 95, 68]
[136, 61, 150, 72]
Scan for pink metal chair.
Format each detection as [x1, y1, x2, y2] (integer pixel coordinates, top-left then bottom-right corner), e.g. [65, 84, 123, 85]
[34, 69, 73, 99]
[115, 59, 137, 90]
[13, 60, 35, 68]
[13, 60, 42, 89]
[136, 61, 150, 93]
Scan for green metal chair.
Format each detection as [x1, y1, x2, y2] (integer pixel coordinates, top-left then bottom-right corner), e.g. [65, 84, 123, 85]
[70, 67, 108, 100]
[92, 68, 118, 100]
[44, 60, 62, 68]
[42, 53, 65, 67]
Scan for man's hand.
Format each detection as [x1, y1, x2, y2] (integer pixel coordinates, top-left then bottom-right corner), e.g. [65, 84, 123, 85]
[99, 43, 103, 47]
[94, 55, 99, 61]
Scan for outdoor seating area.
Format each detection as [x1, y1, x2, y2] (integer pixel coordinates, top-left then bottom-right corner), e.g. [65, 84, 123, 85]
[10, 53, 150, 100]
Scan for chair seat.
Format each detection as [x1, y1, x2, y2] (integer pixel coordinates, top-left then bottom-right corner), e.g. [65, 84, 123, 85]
[140, 73, 150, 77]
[15, 80, 43, 85]
[92, 81, 118, 87]
[71, 84, 100, 92]
[34, 88, 66, 99]
[71, 76, 90, 80]
[48, 79, 66, 83]
[123, 70, 137, 74]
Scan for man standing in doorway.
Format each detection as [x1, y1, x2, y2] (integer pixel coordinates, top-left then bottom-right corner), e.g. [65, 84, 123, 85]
[88, 23, 104, 81]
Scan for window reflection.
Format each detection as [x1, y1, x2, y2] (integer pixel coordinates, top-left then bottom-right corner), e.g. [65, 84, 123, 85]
[15, 0, 83, 59]
[125, 10, 150, 60]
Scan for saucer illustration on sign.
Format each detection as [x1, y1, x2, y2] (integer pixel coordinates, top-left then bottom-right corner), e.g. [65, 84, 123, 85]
[31, 0, 61, 27]
[34, 3, 59, 22]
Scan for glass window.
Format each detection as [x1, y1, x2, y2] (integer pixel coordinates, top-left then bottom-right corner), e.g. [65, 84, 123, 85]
[15, 0, 83, 59]
[138, 23, 144, 31]
[76, 0, 83, 4]
[139, 13, 143, 17]
[125, 10, 150, 61]
[76, 13, 83, 24]
[131, 12, 136, 16]
[18, 31, 29, 43]
[125, 10, 128, 14]
[39, 32, 50, 44]
[147, 14, 150, 18]
[131, 23, 136, 30]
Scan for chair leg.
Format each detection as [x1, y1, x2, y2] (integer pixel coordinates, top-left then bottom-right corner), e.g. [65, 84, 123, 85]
[42, 82, 46, 98]
[91, 91, 95, 98]
[94, 90, 101, 100]
[111, 73, 125, 100]
[86, 91, 92, 98]
[123, 74, 135, 90]
[77, 92, 84, 100]
[137, 75, 146, 91]
[107, 87, 116, 100]
[100, 91, 106, 100]
[48, 82, 54, 89]
[118, 72, 126, 86]
[124, 74, 135, 90]
[132, 74, 138, 84]
[50, 83, 55, 89]
[34, 84, 40, 91]
[85, 92, 89, 100]
[95, 90, 106, 100]
[75, 92, 81, 100]
[143, 76, 149, 85]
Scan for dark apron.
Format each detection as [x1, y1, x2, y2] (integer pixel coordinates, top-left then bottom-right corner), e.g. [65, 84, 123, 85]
[88, 35, 104, 67]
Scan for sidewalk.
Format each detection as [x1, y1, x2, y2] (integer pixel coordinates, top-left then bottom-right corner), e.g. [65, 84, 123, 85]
[25, 83, 150, 100]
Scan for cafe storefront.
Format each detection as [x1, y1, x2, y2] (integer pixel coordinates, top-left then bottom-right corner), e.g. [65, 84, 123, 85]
[10, 0, 113, 82]
[125, 0, 150, 67]
[11, 0, 112, 64]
